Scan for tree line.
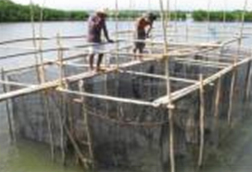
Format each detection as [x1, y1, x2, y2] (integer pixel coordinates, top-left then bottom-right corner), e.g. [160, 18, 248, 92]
[192, 10, 252, 22]
[0, 0, 252, 22]
[0, 0, 89, 22]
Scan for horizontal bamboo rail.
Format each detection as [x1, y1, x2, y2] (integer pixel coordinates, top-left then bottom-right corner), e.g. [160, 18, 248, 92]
[58, 88, 157, 107]
[4, 45, 132, 74]
[0, 79, 34, 87]
[0, 57, 161, 102]
[154, 56, 252, 106]
[119, 70, 198, 84]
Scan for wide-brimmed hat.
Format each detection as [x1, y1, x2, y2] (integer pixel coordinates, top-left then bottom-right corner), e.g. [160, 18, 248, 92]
[143, 12, 157, 21]
[96, 8, 109, 15]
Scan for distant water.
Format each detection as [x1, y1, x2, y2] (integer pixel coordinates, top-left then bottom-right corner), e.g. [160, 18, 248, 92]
[1, 21, 252, 172]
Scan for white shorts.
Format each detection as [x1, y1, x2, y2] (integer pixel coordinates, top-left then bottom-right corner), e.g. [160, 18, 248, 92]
[88, 43, 104, 54]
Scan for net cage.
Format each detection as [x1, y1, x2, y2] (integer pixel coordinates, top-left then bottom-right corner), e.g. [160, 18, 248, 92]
[0, 42, 251, 171]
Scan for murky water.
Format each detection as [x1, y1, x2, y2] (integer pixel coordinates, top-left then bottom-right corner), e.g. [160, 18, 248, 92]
[1, 21, 252, 172]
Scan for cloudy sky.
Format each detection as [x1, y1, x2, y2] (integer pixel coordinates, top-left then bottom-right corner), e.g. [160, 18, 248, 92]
[12, 0, 251, 11]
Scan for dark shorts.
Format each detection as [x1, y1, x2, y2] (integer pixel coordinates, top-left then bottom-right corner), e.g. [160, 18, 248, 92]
[135, 41, 145, 50]
[134, 30, 146, 50]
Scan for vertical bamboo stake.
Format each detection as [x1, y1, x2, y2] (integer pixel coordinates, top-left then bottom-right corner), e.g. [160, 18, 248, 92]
[227, 0, 248, 126]
[57, 33, 64, 88]
[79, 80, 94, 169]
[115, 0, 120, 69]
[206, 0, 211, 30]
[227, 66, 236, 126]
[54, 94, 65, 165]
[29, 0, 41, 84]
[61, 87, 67, 165]
[38, 0, 46, 83]
[186, 23, 189, 42]
[174, 0, 178, 32]
[198, 74, 205, 167]
[104, 74, 109, 117]
[56, 33, 66, 165]
[44, 91, 55, 161]
[222, 0, 227, 28]
[213, 77, 221, 146]
[1, 68, 14, 142]
[159, 0, 175, 172]
[244, 60, 252, 102]
[48, 92, 86, 167]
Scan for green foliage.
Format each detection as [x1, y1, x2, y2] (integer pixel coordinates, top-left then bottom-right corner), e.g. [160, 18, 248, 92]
[1, 0, 252, 22]
[192, 10, 252, 22]
[0, 0, 89, 22]
[109, 10, 187, 21]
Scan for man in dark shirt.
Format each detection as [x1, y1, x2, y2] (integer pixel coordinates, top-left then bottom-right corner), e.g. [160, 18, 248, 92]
[133, 13, 157, 60]
[87, 9, 113, 71]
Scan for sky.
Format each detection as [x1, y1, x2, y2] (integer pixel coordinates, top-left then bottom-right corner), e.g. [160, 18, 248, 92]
[12, 0, 252, 11]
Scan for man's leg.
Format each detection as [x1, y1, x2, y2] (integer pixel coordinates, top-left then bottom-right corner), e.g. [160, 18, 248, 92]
[96, 53, 104, 71]
[89, 54, 95, 71]
[133, 46, 138, 60]
[139, 47, 143, 60]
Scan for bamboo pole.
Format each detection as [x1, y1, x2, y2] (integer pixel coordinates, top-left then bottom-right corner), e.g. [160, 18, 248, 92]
[1, 68, 15, 142]
[60, 92, 66, 165]
[119, 70, 198, 83]
[198, 74, 205, 167]
[0, 79, 33, 87]
[78, 80, 94, 169]
[57, 33, 64, 87]
[0, 40, 122, 61]
[44, 91, 55, 161]
[47, 91, 91, 167]
[30, 0, 42, 84]
[115, 0, 120, 69]
[5, 44, 132, 74]
[227, 66, 238, 126]
[244, 60, 252, 102]
[38, 3, 46, 83]
[213, 77, 221, 146]
[0, 35, 87, 46]
[58, 88, 157, 107]
[159, 0, 175, 172]
[64, 123, 93, 166]
[227, 1, 248, 118]
[173, 57, 231, 67]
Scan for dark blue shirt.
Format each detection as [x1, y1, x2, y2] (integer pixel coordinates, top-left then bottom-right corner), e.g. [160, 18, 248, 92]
[87, 14, 109, 43]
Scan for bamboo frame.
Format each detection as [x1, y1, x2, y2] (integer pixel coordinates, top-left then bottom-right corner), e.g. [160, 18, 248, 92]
[0, 48, 251, 110]
[58, 88, 157, 107]
[0, 57, 164, 102]
[0, 1, 250, 171]
[154, 56, 252, 106]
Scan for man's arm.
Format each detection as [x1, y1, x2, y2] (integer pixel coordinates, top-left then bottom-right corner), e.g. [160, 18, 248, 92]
[102, 21, 113, 42]
[146, 21, 153, 38]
